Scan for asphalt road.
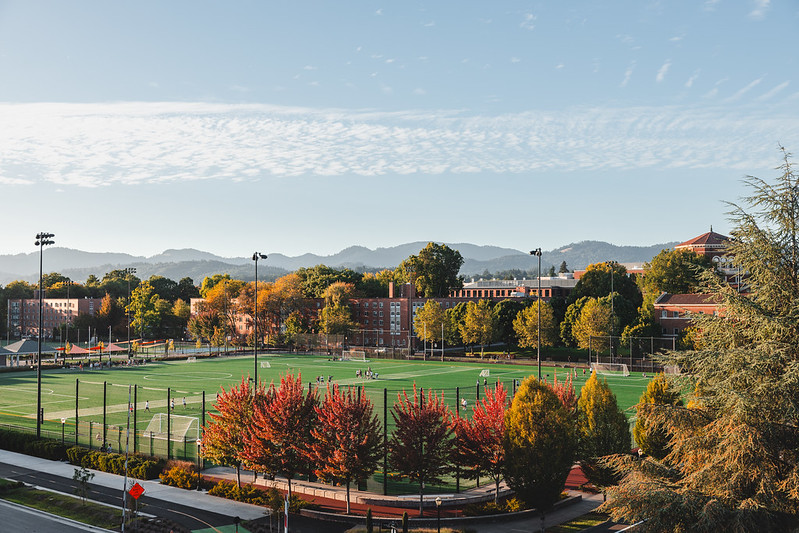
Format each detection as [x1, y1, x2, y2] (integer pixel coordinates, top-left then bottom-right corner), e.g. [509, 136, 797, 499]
[0, 499, 109, 533]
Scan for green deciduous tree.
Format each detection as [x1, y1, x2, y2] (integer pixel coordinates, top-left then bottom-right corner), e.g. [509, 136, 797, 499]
[389, 386, 454, 516]
[513, 301, 558, 348]
[413, 300, 449, 355]
[397, 242, 464, 298]
[492, 299, 526, 348]
[127, 281, 159, 340]
[571, 297, 612, 351]
[503, 376, 577, 509]
[641, 248, 712, 297]
[576, 372, 631, 490]
[602, 147, 799, 531]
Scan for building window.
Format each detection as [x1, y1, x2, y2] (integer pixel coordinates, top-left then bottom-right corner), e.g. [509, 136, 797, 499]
[661, 310, 667, 318]
[672, 311, 679, 318]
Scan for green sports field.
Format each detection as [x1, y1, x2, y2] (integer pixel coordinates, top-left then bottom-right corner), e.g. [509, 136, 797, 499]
[0, 353, 650, 462]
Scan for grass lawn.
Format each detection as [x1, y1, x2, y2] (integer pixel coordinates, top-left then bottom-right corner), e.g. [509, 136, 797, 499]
[0, 479, 123, 530]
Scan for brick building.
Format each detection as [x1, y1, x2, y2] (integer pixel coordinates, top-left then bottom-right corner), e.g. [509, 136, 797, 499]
[7, 297, 104, 340]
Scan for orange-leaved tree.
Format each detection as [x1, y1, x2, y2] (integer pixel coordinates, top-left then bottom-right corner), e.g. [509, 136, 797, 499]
[242, 373, 318, 499]
[310, 384, 382, 514]
[453, 383, 508, 503]
[389, 386, 455, 517]
[201, 375, 266, 487]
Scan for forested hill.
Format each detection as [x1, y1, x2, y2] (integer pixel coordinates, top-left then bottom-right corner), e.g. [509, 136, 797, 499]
[0, 240, 676, 285]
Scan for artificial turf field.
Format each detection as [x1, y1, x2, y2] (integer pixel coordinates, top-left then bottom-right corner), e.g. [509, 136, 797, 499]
[0, 353, 651, 438]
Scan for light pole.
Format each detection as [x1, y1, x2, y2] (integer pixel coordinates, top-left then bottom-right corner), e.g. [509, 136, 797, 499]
[607, 261, 616, 360]
[124, 267, 136, 358]
[196, 438, 202, 491]
[35, 232, 55, 438]
[530, 248, 542, 380]
[252, 252, 267, 385]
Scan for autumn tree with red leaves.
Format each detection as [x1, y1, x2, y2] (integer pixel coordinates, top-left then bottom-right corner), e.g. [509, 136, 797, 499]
[453, 383, 508, 502]
[241, 373, 318, 498]
[201, 376, 266, 487]
[550, 371, 577, 413]
[389, 386, 454, 517]
[310, 384, 382, 514]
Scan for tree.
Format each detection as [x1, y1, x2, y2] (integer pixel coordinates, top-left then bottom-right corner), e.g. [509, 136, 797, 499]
[177, 277, 200, 302]
[319, 303, 356, 336]
[503, 376, 577, 509]
[602, 147, 799, 531]
[127, 281, 159, 340]
[295, 265, 361, 298]
[459, 299, 495, 357]
[389, 386, 454, 516]
[560, 296, 590, 347]
[397, 242, 464, 298]
[559, 261, 569, 274]
[147, 275, 180, 302]
[513, 301, 558, 348]
[310, 384, 382, 514]
[571, 297, 612, 351]
[491, 299, 526, 348]
[632, 373, 682, 460]
[576, 372, 631, 490]
[568, 262, 642, 333]
[641, 248, 712, 297]
[201, 376, 266, 487]
[413, 300, 448, 356]
[243, 373, 318, 499]
[454, 384, 508, 502]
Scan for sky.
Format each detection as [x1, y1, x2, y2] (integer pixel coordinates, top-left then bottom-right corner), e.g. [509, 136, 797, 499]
[1, 0, 798, 259]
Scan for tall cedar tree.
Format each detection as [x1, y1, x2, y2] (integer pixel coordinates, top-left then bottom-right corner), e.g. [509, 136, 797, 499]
[454, 383, 508, 503]
[503, 376, 577, 509]
[201, 376, 266, 487]
[242, 373, 318, 499]
[602, 147, 799, 531]
[632, 373, 682, 460]
[310, 384, 382, 514]
[389, 386, 455, 516]
[576, 372, 631, 490]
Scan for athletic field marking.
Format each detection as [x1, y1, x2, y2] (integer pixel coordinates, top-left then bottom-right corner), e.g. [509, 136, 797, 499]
[142, 372, 233, 381]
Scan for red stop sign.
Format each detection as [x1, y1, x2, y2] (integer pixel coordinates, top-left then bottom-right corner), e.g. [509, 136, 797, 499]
[129, 482, 145, 500]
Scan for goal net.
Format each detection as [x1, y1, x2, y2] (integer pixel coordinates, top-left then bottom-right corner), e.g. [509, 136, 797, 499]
[342, 350, 367, 362]
[479, 369, 490, 377]
[142, 413, 199, 442]
[260, 361, 271, 368]
[590, 362, 630, 377]
[663, 364, 681, 375]
[186, 356, 197, 363]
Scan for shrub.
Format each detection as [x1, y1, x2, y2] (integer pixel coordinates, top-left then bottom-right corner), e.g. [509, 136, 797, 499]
[67, 446, 88, 465]
[159, 466, 197, 490]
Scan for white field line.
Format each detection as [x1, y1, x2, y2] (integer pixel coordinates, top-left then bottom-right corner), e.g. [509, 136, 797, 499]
[47, 395, 204, 421]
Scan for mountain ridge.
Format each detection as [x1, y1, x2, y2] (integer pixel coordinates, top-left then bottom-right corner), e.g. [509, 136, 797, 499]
[0, 240, 678, 286]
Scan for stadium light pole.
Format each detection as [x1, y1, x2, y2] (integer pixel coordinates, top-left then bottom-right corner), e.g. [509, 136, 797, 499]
[530, 248, 542, 380]
[35, 232, 55, 438]
[124, 268, 136, 357]
[252, 252, 267, 385]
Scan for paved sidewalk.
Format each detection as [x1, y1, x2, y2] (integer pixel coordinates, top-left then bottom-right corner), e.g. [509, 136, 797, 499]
[0, 449, 267, 522]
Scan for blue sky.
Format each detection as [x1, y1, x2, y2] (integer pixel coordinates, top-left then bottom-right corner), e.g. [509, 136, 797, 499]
[1, 1, 798, 259]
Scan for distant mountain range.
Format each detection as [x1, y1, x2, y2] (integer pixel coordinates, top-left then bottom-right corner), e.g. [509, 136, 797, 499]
[0, 240, 677, 286]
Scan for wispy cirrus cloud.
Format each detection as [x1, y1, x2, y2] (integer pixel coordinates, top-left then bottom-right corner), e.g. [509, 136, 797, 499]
[0, 101, 796, 188]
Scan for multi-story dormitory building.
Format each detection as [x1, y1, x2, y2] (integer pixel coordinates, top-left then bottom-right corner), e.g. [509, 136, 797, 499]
[6, 296, 104, 340]
[190, 276, 578, 349]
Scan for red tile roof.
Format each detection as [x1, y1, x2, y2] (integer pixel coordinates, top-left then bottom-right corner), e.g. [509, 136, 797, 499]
[676, 230, 729, 250]
[655, 293, 720, 306]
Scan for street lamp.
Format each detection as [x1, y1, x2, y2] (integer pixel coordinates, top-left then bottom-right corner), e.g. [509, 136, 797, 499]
[435, 496, 442, 533]
[530, 248, 542, 380]
[252, 252, 267, 385]
[35, 231, 55, 438]
[124, 268, 136, 358]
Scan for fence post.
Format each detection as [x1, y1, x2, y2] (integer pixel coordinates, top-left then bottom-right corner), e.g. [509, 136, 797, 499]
[133, 385, 138, 454]
[456, 386, 460, 493]
[89, 421, 93, 450]
[103, 381, 107, 445]
[167, 387, 171, 459]
[75, 379, 79, 446]
[383, 387, 388, 496]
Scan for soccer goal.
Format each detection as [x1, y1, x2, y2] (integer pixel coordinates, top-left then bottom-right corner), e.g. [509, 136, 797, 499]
[663, 364, 681, 375]
[342, 350, 368, 362]
[479, 369, 490, 378]
[590, 362, 630, 377]
[186, 356, 197, 363]
[260, 361, 271, 369]
[142, 413, 199, 442]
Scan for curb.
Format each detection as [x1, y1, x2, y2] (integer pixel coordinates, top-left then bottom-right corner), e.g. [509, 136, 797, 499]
[0, 497, 116, 533]
[300, 493, 583, 526]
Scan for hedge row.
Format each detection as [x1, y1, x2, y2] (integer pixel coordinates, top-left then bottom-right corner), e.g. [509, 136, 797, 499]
[0, 428, 67, 461]
[66, 446, 165, 480]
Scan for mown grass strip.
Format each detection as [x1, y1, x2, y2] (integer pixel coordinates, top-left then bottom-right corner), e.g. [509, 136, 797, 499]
[0, 482, 122, 530]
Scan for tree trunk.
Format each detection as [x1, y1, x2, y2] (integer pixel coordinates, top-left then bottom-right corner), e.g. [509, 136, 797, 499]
[419, 480, 424, 517]
[236, 464, 241, 488]
[346, 481, 351, 514]
[287, 476, 293, 500]
[495, 477, 500, 504]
